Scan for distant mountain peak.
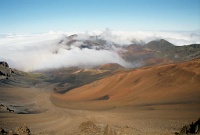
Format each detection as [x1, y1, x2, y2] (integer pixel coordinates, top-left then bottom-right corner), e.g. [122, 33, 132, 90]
[145, 39, 175, 52]
[147, 39, 174, 46]
[159, 39, 174, 45]
[96, 63, 125, 71]
[57, 34, 119, 51]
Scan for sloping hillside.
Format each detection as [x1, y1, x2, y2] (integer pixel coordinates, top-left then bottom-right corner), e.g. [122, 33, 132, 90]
[44, 66, 118, 94]
[51, 58, 200, 110]
[145, 39, 200, 61]
[96, 63, 125, 71]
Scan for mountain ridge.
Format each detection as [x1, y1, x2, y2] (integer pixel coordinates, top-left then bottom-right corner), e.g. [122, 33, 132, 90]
[56, 35, 200, 67]
[51, 58, 200, 110]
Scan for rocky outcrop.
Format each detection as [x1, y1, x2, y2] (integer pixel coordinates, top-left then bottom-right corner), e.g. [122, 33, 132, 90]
[0, 71, 6, 76]
[0, 62, 9, 68]
[103, 125, 117, 135]
[78, 121, 118, 135]
[0, 104, 15, 113]
[79, 121, 101, 134]
[0, 125, 30, 135]
[0, 127, 7, 135]
[176, 118, 200, 135]
[0, 62, 12, 79]
[14, 125, 31, 135]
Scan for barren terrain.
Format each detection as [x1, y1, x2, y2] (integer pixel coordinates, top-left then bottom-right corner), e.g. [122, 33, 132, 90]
[1, 59, 200, 134]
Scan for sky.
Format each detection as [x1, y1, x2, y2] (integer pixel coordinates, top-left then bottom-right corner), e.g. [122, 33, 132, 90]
[0, 29, 199, 71]
[0, 0, 200, 33]
[0, 0, 200, 71]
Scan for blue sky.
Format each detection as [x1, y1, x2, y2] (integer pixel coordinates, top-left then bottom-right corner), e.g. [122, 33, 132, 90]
[0, 0, 200, 33]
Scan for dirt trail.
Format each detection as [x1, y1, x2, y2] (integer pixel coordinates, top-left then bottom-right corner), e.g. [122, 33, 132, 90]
[0, 86, 87, 135]
[1, 86, 199, 135]
[1, 59, 200, 134]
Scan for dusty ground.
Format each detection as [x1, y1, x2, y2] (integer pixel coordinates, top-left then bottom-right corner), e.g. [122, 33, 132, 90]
[0, 87, 195, 135]
[1, 59, 200, 134]
[0, 84, 199, 135]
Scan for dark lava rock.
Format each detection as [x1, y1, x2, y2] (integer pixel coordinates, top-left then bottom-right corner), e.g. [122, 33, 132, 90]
[176, 118, 200, 135]
[14, 125, 31, 135]
[0, 62, 9, 68]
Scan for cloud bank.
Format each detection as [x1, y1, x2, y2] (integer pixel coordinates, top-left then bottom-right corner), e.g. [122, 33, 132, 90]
[0, 30, 199, 71]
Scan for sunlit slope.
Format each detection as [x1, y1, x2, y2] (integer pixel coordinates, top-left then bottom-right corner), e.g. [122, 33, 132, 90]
[51, 58, 200, 109]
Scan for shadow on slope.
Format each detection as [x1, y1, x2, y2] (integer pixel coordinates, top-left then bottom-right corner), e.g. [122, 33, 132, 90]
[51, 58, 200, 110]
[44, 63, 126, 94]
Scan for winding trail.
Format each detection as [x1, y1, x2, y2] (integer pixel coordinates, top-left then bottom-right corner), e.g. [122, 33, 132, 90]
[1, 58, 200, 135]
[0, 86, 87, 135]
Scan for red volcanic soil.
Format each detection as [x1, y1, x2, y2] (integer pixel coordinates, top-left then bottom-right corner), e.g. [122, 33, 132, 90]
[144, 58, 174, 66]
[96, 63, 125, 71]
[1, 59, 200, 134]
[51, 58, 200, 110]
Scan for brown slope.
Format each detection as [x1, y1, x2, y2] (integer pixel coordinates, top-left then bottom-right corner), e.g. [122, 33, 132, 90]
[96, 63, 125, 71]
[51, 58, 200, 110]
[144, 57, 174, 66]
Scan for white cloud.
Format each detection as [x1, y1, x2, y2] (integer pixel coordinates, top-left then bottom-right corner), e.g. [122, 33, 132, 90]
[107, 30, 200, 46]
[0, 32, 132, 71]
[0, 30, 199, 71]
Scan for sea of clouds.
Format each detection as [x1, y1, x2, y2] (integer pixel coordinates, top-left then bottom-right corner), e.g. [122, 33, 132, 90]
[0, 29, 199, 71]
